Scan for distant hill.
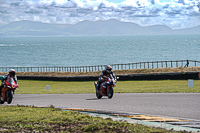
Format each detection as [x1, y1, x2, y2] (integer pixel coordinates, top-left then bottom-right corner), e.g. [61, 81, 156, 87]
[0, 19, 200, 37]
[0, 20, 68, 37]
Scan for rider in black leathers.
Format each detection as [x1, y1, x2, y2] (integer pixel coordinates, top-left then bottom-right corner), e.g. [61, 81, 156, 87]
[97, 65, 116, 91]
[0, 69, 18, 100]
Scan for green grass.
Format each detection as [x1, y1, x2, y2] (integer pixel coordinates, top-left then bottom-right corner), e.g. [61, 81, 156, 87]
[17, 80, 95, 94]
[116, 80, 200, 93]
[0, 105, 181, 132]
[16, 80, 200, 94]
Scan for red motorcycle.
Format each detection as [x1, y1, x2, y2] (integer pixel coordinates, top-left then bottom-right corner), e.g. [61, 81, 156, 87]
[0, 77, 18, 104]
[94, 76, 119, 99]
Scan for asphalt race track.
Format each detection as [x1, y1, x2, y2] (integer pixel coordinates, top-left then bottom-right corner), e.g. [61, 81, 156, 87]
[10, 93, 200, 121]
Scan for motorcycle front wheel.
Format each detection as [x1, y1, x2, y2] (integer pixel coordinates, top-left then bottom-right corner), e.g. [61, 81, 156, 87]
[6, 90, 13, 104]
[96, 91, 102, 99]
[107, 87, 114, 99]
[0, 98, 4, 104]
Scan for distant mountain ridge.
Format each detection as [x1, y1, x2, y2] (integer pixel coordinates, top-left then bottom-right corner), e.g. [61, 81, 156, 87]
[0, 19, 200, 37]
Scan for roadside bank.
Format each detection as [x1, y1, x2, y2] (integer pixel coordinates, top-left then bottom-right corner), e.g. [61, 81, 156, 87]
[16, 71, 200, 81]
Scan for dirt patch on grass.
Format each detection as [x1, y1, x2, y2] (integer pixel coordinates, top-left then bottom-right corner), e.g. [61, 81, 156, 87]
[0, 67, 200, 77]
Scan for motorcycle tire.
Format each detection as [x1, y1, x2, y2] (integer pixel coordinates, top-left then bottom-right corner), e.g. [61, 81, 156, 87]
[0, 98, 4, 104]
[107, 87, 114, 99]
[6, 90, 13, 104]
[94, 82, 102, 99]
[96, 91, 102, 99]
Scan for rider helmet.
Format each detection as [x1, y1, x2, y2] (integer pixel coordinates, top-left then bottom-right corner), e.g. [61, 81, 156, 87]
[105, 65, 112, 72]
[9, 69, 16, 77]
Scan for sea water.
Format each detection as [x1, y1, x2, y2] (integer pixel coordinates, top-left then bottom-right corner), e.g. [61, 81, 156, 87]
[0, 35, 200, 67]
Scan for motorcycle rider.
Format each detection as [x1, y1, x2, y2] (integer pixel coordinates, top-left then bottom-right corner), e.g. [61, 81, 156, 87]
[97, 65, 116, 91]
[0, 69, 18, 100]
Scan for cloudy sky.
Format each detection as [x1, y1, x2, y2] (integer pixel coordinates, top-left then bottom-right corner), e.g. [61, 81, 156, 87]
[0, 0, 200, 29]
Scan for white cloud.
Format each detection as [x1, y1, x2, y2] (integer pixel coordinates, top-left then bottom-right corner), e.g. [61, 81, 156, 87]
[121, 0, 150, 7]
[0, 0, 199, 29]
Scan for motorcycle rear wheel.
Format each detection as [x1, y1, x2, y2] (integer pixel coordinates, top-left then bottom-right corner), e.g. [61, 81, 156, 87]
[107, 87, 114, 99]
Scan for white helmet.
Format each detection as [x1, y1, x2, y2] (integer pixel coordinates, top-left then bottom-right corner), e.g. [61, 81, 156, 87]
[9, 69, 15, 77]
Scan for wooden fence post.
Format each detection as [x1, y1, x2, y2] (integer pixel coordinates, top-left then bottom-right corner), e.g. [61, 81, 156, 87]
[171, 61, 173, 68]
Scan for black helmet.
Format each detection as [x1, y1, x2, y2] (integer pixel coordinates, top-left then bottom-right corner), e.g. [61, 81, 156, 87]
[105, 65, 112, 71]
[9, 69, 15, 77]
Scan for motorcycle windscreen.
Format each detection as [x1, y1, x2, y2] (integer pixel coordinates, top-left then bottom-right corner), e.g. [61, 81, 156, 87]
[6, 78, 17, 88]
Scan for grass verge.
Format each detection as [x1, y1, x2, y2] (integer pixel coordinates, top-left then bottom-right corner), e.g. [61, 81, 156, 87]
[0, 105, 184, 133]
[16, 80, 200, 94]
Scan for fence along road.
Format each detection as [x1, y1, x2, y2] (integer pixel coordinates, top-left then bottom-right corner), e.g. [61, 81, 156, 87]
[0, 60, 200, 72]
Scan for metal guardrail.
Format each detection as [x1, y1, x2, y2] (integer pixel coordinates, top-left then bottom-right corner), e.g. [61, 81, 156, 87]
[0, 60, 199, 72]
